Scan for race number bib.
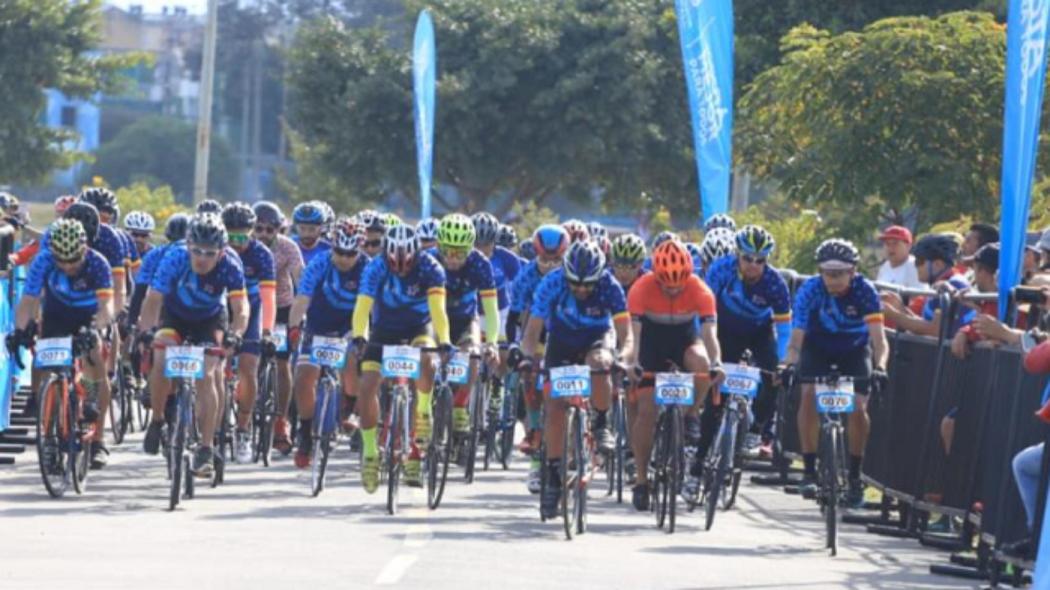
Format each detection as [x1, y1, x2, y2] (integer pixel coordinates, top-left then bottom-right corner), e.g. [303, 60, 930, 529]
[272, 325, 288, 353]
[164, 346, 205, 379]
[549, 365, 591, 399]
[382, 345, 421, 379]
[655, 373, 695, 406]
[816, 381, 856, 414]
[721, 364, 762, 399]
[447, 352, 470, 384]
[35, 337, 73, 368]
[311, 336, 347, 369]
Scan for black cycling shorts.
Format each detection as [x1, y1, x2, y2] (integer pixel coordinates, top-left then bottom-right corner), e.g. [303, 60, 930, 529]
[361, 323, 436, 368]
[799, 340, 871, 395]
[545, 330, 613, 369]
[449, 315, 479, 348]
[40, 307, 93, 339]
[158, 307, 227, 347]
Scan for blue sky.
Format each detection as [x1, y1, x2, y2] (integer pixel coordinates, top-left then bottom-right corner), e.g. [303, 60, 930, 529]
[107, 1, 209, 14]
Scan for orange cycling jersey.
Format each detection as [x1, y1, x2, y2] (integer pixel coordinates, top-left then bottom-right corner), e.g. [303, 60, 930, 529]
[627, 272, 716, 325]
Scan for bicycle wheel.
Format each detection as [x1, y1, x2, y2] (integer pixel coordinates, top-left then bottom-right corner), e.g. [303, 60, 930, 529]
[561, 408, 578, 540]
[497, 376, 519, 470]
[668, 407, 683, 533]
[311, 382, 334, 497]
[70, 393, 89, 495]
[463, 379, 484, 483]
[256, 359, 277, 466]
[168, 385, 186, 511]
[184, 454, 195, 499]
[723, 409, 747, 511]
[574, 408, 588, 535]
[386, 393, 404, 516]
[652, 412, 669, 529]
[704, 417, 732, 531]
[109, 370, 126, 445]
[614, 395, 627, 504]
[427, 388, 453, 509]
[36, 375, 70, 498]
[823, 425, 841, 557]
[717, 412, 737, 513]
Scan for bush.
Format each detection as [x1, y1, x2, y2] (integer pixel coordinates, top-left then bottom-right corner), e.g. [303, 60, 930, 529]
[114, 183, 188, 231]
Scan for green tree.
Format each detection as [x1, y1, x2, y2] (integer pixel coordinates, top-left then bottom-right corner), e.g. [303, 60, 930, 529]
[88, 115, 237, 201]
[737, 11, 1039, 239]
[0, 0, 144, 183]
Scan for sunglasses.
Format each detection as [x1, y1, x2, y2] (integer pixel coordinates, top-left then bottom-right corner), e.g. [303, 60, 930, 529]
[440, 246, 470, 261]
[254, 225, 276, 234]
[613, 262, 641, 271]
[55, 255, 84, 265]
[131, 231, 151, 239]
[741, 254, 767, 265]
[191, 247, 220, 259]
[568, 280, 597, 290]
[364, 239, 383, 248]
[228, 232, 250, 244]
[820, 268, 851, 279]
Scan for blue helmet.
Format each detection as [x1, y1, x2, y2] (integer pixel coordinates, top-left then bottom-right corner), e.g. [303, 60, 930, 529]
[735, 225, 775, 257]
[532, 224, 570, 257]
[292, 201, 325, 225]
[563, 240, 605, 284]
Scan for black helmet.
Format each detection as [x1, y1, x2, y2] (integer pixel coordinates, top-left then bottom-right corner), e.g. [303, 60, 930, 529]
[253, 201, 285, 227]
[815, 238, 860, 268]
[221, 202, 256, 230]
[496, 224, 518, 249]
[63, 202, 100, 242]
[187, 213, 228, 248]
[79, 187, 118, 216]
[196, 199, 223, 214]
[911, 234, 958, 264]
[164, 213, 189, 243]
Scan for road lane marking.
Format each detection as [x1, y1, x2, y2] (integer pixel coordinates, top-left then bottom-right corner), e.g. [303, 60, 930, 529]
[375, 554, 419, 585]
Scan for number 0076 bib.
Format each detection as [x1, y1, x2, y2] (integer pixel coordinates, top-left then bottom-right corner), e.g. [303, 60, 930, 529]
[815, 381, 856, 414]
[549, 365, 591, 399]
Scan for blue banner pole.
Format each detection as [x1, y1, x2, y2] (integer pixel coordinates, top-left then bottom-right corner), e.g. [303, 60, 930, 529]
[998, 0, 1050, 321]
[674, 0, 733, 225]
[413, 10, 437, 220]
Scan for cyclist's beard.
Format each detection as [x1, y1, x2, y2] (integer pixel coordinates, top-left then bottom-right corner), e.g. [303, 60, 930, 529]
[299, 236, 317, 248]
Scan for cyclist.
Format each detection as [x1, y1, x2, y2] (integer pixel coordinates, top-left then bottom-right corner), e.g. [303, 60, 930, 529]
[642, 231, 679, 271]
[519, 239, 536, 262]
[699, 228, 736, 277]
[128, 214, 189, 332]
[417, 217, 440, 251]
[472, 213, 521, 330]
[123, 211, 155, 257]
[431, 214, 500, 436]
[703, 225, 791, 459]
[292, 201, 332, 266]
[252, 201, 305, 455]
[360, 211, 388, 260]
[496, 223, 518, 252]
[290, 223, 368, 468]
[784, 238, 889, 507]
[351, 225, 453, 492]
[222, 203, 277, 464]
[12, 219, 114, 468]
[518, 240, 634, 519]
[80, 188, 138, 275]
[508, 224, 570, 493]
[196, 199, 223, 214]
[561, 219, 590, 244]
[138, 213, 249, 478]
[610, 233, 648, 294]
[626, 239, 721, 510]
[62, 202, 128, 314]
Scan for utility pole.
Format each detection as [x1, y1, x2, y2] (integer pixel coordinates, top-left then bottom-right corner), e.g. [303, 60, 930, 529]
[192, 0, 220, 206]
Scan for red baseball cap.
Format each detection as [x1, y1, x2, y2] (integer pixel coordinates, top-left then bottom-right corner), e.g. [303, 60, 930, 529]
[878, 225, 913, 244]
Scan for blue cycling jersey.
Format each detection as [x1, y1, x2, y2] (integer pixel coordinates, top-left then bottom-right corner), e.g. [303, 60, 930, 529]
[359, 252, 446, 332]
[116, 227, 138, 267]
[150, 245, 247, 320]
[42, 223, 126, 277]
[489, 246, 522, 310]
[510, 260, 547, 315]
[920, 274, 975, 334]
[299, 253, 368, 332]
[294, 235, 332, 267]
[431, 248, 496, 318]
[233, 239, 276, 303]
[705, 255, 792, 334]
[792, 274, 882, 353]
[135, 241, 182, 284]
[530, 268, 627, 348]
[25, 248, 113, 316]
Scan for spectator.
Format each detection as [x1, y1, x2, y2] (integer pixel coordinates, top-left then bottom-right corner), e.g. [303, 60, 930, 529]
[876, 225, 922, 289]
[881, 234, 969, 337]
[962, 223, 999, 259]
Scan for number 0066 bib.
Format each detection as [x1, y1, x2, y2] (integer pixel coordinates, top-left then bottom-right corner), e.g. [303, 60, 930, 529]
[165, 346, 205, 379]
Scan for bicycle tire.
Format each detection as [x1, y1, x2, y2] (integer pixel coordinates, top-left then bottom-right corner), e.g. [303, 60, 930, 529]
[561, 408, 577, 540]
[574, 408, 587, 535]
[427, 388, 453, 509]
[168, 385, 186, 511]
[824, 426, 841, 557]
[723, 407, 747, 511]
[386, 393, 403, 516]
[614, 395, 627, 504]
[704, 417, 732, 531]
[653, 411, 669, 529]
[184, 455, 195, 499]
[717, 412, 737, 513]
[71, 392, 89, 495]
[668, 406, 683, 533]
[258, 360, 277, 466]
[109, 371, 126, 445]
[36, 375, 70, 498]
[463, 378, 483, 483]
[497, 376, 519, 470]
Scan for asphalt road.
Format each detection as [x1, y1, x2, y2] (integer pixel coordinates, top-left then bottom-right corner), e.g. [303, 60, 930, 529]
[0, 429, 980, 590]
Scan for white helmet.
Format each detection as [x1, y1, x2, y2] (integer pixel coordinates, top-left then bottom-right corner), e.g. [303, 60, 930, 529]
[123, 211, 156, 232]
[385, 225, 420, 274]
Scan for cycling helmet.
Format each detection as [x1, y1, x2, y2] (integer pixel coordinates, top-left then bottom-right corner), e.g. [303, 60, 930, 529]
[611, 233, 647, 265]
[594, 235, 611, 256]
[651, 231, 679, 249]
[563, 240, 606, 285]
[815, 238, 860, 269]
[416, 217, 440, 242]
[735, 225, 775, 257]
[79, 187, 118, 215]
[253, 201, 285, 227]
[164, 213, 189, 243]
[333, 224, 362, 254]
[53, 195, 78, 216]
[652, 240, 694, 289]
[63, 202, 100, 242]
[586, 222, 608, 240]
[686, 242, 704, 267]
[48, 218, 88, 261]
[438, 213, 476, 249]
[292, 201, 325, 225]
[196, 199, 223, 214]
[385, 225, 419, 274]
[319, 202, 336, 225]
[385, 212, 402, 228]
[187, 213, 228, 248]
[704, 213, 736, 233]
[701, 228, 736, 266]
[562, 219, 591, 244]
[123, 211, 156, 232]
[911, 234, 959, 264]
[335, 215, 364, 238]
[0, 192, 18, 211]
[519, 239, 537, 261]
[496, 224, 518, 249]
[532, 224, 570, 258]
[221, 202, 256, 230]
[472, 212, 500, 245]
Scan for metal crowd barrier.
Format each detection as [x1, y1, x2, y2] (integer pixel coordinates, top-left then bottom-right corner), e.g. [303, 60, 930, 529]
[0, 227, 27, 433]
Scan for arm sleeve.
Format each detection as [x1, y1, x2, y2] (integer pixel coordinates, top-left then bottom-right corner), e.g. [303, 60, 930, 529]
[481, 290, 500, 343]
[776, 320, 792, 362]
[428, 288, 451, 345]
[505, 311, 520, 342]
[11, 240, 39, 267]
[352, 295, 374, 339]
[260, 282, 277, 331]
[128, 283, 149, 325]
